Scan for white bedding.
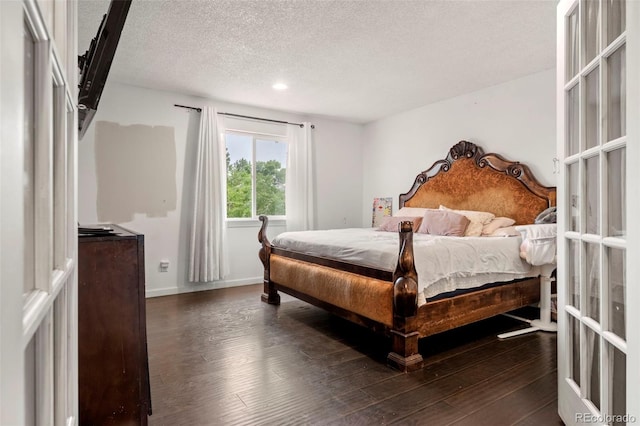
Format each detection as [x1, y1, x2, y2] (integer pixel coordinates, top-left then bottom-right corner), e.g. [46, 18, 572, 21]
[516, 224, 557, 266]
[272, 228, 537, 303]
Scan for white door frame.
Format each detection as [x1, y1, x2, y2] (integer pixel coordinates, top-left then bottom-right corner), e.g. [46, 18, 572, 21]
[557, 0, 638, 424]
[625, 0, 639, 421]
[1, 1, 29, 423]
[1, 0, 78, 424]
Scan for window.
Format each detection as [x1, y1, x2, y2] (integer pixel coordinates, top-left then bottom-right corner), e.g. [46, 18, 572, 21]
[225, 132, 287, 219]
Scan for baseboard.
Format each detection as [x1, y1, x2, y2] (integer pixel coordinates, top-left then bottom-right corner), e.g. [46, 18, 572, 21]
[145, 277, 262, 298]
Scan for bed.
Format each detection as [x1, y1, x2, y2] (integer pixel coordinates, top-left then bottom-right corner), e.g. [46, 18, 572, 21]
[257, 141, 556, 371]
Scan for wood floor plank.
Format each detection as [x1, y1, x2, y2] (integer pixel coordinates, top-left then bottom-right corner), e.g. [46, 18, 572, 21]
[443, 347, 556, 415]
[387, 401, 465, 426]
[145, 284, 559, 426]
[361, 335, 545, 401]
[447, 371, 558, 426]
[513, 399, 564, 426]
[341, 335, 552, 424]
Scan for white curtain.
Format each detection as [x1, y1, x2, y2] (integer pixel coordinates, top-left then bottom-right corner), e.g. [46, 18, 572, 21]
[188, 106, 228, 282]
[285, 123, 315, 232]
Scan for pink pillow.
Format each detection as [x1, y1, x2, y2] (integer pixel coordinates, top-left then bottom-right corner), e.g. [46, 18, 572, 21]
[439, 205, 495, 237]
[417, 210, 470, 236]
[377, 216, 423, 232]
[482, 217, 516, 235]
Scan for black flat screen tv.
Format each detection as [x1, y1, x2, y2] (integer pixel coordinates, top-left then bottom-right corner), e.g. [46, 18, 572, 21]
[78, 0, 132, 139]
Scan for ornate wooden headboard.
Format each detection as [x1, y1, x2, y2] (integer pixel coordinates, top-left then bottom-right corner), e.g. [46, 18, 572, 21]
[399, 141, 556, 225]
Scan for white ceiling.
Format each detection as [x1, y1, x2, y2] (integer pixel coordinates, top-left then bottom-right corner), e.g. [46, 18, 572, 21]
[78, 0, 557, 124]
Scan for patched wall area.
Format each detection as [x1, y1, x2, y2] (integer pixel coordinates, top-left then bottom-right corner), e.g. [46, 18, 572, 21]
[95, 121, 177, 222]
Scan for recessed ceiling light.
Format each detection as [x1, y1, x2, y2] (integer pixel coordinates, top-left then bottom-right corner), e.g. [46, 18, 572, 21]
[272, 82, 288, 90]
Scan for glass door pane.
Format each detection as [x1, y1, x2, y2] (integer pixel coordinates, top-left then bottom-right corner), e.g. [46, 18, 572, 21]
[608, 343, 626, 424]
[585, 67, 600, 150]
[605, 0, 626, 44]
[568, 85, 580, 155]
[569, 239, 581, 308]
[607, 247, 625, 338]
[607, 46, 626, 141]
[607, 148, 626, 238]
[586, 326, 601, 409]
[585, 242, 600, 322]
[569, 314, 581, 385]
[585, 156, 600, 234]
[583, 0, 600, 64]
[569, 162, 580, 231]
[568, 8, 580, 81]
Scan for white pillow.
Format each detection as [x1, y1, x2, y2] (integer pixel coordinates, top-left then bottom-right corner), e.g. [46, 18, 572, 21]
[488, 225, 520, 237]
[394, 207, 437, 217]
[439, 205, 495, 237]
[482, 217, 516, 236]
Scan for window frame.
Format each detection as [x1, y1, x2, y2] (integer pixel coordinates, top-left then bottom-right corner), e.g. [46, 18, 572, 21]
[224, 130, 288, 223]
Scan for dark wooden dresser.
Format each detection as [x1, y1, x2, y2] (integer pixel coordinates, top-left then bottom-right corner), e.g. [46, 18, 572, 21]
[78, 225, 152, 425]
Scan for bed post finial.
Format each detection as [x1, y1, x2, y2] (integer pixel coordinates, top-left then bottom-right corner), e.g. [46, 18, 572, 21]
[258, 215, 280, 305]
[449, 140, 482, 161]
[388, 221, 423, 372]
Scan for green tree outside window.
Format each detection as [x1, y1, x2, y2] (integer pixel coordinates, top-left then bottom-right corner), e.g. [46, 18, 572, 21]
[226, 142, 286, 218]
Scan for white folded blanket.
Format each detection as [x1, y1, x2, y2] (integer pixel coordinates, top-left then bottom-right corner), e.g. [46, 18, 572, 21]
[515, 224, 557, 266]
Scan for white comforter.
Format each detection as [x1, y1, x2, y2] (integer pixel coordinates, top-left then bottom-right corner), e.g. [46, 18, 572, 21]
[272, 228, 536, 302]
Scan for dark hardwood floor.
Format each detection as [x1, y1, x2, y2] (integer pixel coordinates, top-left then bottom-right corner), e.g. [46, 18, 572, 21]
[146, 284, 563, 426]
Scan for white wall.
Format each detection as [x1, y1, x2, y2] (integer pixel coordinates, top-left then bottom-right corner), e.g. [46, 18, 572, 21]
[78, 81, 364, 297]
[79, 69, 555, 297]
[361, 69, 557, 224]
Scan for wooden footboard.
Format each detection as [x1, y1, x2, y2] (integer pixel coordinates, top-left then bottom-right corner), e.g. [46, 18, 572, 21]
[258, 215, 424, 372]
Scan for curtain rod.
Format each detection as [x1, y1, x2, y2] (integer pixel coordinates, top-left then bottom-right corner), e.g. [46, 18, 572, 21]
[173, 104, 315, 129]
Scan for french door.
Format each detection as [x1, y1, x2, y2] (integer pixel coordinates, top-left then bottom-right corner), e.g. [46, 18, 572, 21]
[557, 0, 639, 424]
[1, 0, 78, 424]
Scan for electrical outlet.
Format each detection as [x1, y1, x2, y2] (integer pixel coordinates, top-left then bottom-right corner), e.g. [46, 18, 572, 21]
[159, 261, 169, 272]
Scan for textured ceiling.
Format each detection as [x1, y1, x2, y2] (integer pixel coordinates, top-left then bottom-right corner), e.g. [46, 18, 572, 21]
[78, 0, 557, 123]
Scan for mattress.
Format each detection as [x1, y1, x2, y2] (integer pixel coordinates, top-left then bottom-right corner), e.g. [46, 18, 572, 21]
[272, 228, 537, 303]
